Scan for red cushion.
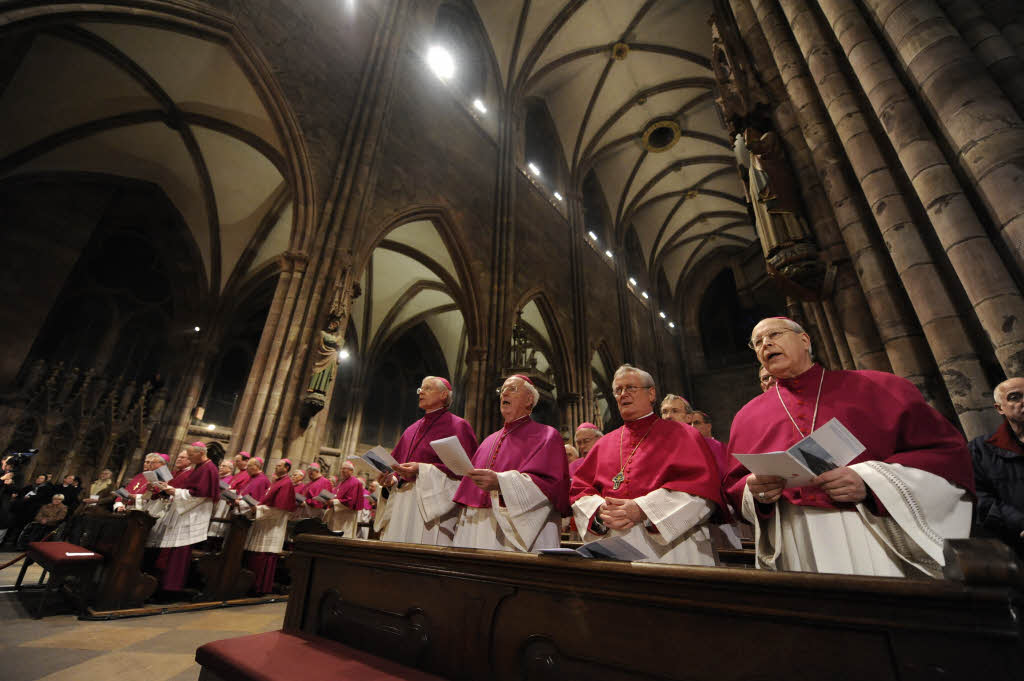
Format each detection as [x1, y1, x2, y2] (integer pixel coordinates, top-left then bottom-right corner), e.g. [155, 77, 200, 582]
[196, 631, 446, 681]
[28, 542, 103, 565]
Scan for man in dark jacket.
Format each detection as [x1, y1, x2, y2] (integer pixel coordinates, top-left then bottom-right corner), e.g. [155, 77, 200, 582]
[970, 377, 1024, 557]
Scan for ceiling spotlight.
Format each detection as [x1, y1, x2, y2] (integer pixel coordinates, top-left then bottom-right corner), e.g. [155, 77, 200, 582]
[426, 45, 455, 80]
[641, 291, 649, 299]
[338, 349, 351, 361]
[588, 231, 598, 241]
[553, 191, 563, 201]
[528, 162, 541, 177]
[206, 424, 216, 431]
[604, 250, 614, 259]
[628, 277, 637, 286]
[659, 311, 667, 319]
[194, 326, 201, 332]
[472, 98, 487, 113]
[669, 321, 676, 328]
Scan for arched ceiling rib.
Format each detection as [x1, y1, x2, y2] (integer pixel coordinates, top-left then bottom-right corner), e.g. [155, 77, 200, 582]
[471, 0, 756, 298]
[0, 21, 290, 295]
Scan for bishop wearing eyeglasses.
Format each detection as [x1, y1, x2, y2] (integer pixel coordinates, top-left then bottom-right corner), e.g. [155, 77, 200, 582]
[452, 374, 569, 552]
[723, 317, 974, 577]
[569, 364, 726, 565]
[375, 375, 478, 546]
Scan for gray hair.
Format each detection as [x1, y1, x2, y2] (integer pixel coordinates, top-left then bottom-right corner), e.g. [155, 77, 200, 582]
[994, 378, 1023, 404]
[613, 364, 656, 390]
[52, 494, 64, 502]
[753, 317, 814, 360]
[660, 393, 692, 413]
[425, 376, 453, 408]
[144, 453, 164, 465]
[576, 426, 604, 439]
[506, 375, 539, 410]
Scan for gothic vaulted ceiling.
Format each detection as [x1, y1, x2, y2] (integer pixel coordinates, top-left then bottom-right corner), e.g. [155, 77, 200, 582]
[472, 0, 755, 299]
[0, 21, 292, 296]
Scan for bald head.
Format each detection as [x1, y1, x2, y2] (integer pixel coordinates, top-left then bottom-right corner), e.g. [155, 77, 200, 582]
[994, 377, 1024, 431]
[341, 460, 355, 479]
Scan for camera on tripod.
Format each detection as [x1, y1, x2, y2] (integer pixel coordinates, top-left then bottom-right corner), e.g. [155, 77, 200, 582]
[4, 449, 37, 468]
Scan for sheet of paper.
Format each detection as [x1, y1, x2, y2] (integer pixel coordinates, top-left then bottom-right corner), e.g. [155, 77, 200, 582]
[733, 452, 816, 488]
[295, 493, 306, 503]
[578, 536, 650, 562]
[221, 489, 238, 501]
[538, 548, 585, 557]
[219, 479, 231, 490]
[242, 494, 259, 506]
[114, 487, 130, 499]
[318, 490, 337, 501]
[154, 465, 173, 482]
[143, 470, 158, 483]
[429, 436, 475, 476]
[361, 446, 399, 474]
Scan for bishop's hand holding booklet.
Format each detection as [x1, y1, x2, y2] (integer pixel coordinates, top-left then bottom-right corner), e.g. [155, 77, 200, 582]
[732, 417, 866, 488]
[143, 465, 173, 484]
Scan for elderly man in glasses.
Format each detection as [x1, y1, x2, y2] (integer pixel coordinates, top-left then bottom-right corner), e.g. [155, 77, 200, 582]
[569, 364, 726, 565]
[375, 376, 478, 545]
[723, 316, 974, 577]
[969, 377, 1024, 558]
[452, 374, 569, 552]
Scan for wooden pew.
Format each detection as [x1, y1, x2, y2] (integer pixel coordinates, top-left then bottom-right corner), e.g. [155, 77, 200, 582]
[194, 514, 254, 600]
[267, 536, 1021, 681]
[63, 506, 158, 610]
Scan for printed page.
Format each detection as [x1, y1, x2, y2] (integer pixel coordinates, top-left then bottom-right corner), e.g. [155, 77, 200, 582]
[429, 436, 475, 476]
[361, 446, 398, 474]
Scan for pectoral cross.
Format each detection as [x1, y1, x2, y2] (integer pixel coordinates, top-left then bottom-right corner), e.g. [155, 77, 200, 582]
[612, 471, 624, 490]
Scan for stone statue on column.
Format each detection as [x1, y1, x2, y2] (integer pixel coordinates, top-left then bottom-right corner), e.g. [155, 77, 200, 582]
[300, 271, 360, 428]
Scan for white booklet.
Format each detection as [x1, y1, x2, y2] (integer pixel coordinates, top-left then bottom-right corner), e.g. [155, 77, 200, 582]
[143, 465, 173, 483]
[360, 446, 398, 475]
[732, 417, 865, 488]
[429, 436, 475, 476]
[540, 536, 650, 562]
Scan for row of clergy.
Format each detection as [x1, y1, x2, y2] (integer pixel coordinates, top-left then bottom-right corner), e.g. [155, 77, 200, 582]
[119, 315, 976, 586]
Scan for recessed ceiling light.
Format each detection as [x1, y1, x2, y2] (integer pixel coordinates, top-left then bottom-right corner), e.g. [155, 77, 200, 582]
[641, 291, 649, 299]
[588, 231, 598, 241]
[669, 321, 675, 328]
[528, 162, 541, 176]
[553, 191, 563, 201]
[194, 326, 201, 332]
[659, 311, 667, 319]
[628, 277, 637, 286]
[206, 424, 216, 431]
[426, 45, 455, 80]
[604, 250, 613, 259]
[338, 349, 351, 361]
[472, 98, 487, 113]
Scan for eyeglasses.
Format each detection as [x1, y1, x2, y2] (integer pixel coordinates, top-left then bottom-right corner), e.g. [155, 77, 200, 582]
[416, 387, 436, 395]
[612, 385, 651, 397]
[748, 328, 795, 350]
[1005, 391, 1023, 403]
[759, 374, 774, 385]
[496, 384, 520, 397]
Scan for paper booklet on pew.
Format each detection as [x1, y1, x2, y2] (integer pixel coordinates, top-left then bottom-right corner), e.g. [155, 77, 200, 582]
[113, 487, 131, 500]
[732, 417, 865, 488]
[429, 436, 475, 476]
[540, 536, 650, 562]
[221, 489, 239, 502]
[295, 492, 307, 503]
[241, 494, 260, 507]
[143, 465, 173, 483]
[317, 490, 337, 502]
[219, 479, 231, 490]
[361, 446, 399, 475]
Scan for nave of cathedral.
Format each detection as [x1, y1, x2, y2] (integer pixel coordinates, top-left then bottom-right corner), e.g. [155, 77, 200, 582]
[2, 0, 1024, 679]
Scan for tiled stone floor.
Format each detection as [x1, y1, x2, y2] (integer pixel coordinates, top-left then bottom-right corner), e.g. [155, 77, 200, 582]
[0, 552, 286, 681]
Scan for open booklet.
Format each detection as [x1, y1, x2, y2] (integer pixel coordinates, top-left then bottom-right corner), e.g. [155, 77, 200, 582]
[295, 492, 307, 504]
[113, 487, 131, 500]
[429, 436, 475, 476]
[360, 446, 399, 475]
[539, 536, 650, 562]
[221, 489, 238, 502]
[143, 465, 173, 484]
[732, 417, 866, 488]
[240, 494, 260, 507]
[317, 490, 337, 502]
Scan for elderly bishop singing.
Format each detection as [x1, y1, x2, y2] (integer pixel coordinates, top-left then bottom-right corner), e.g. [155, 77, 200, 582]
[375, 376, 478, 545]
[723, 317, 974, 577]
[452, 375, 569, 552]
[570, 364, 725, 565]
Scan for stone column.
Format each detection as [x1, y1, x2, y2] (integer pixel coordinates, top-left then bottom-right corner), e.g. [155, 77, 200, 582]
[565, 187, 589, 433]
[863, 0, 1024, 279]
[825, 0, 1024, 379]
[730, 0, 927, 382]
[938, 0, 1024, 113]
[461, 346, 487, 437]
[773, 0, 997, 435]
[978, 0, 1024, 58]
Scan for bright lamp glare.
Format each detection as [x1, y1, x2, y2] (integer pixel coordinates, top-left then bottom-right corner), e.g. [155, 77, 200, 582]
[641, 291, 649, 299]
[206, 424, 216, 431]
[339, 349, 351, 361]
[193, 326, 201, 332]
[669, 321, 676, 328]
[659, 311, 667, 319]
[426, 45, 455, 80]
[528, 162, 541, 176]
[472, 98, 487, 113]
[588, 231, 598, 241]
[604, 250, 613, 259]
[628, 277, 637, 286]
[553, 191, 563, 201]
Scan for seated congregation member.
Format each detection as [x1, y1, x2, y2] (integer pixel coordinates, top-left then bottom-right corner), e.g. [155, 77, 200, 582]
[86, 468, 113, 502]
[323, 460, 362, 537]
[571, 365, 724, 565]
[759, 365, 776, 393]
[56, 475, 81, 516]
[300, 463, 332, 518]
[114, 452, 166, 512]
[452, 374, 569, 552]
[244, 459, 296, 594]
[970, 377, 1024, 558]
[376, 376, 479, 545]
[20, 493, 68, 544]
[151, 442, 220, 594]
[724, 317, 974, 577]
